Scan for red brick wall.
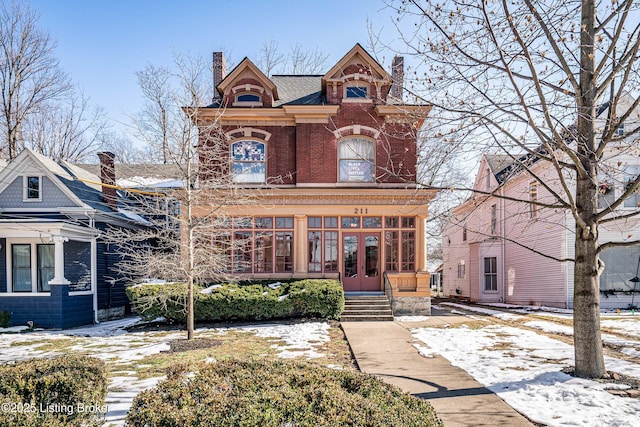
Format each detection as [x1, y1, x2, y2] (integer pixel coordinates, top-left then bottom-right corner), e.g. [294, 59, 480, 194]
[221, 77, 273, 107]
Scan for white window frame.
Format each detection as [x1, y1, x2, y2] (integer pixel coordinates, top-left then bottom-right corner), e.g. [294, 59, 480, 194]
[529, 181, 538, 219]
[231, 140, 267, 184]
[5, 239, 52, 294]
[483, 256, 498, 292]
[23, 175, 43, 202]
[338, 137, 375, 183]
[343, 82, 372, 103]
[457, 260, 466, 278]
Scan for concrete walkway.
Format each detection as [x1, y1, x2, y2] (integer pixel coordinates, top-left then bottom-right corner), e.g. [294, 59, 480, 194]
[341, 313, 535, 426]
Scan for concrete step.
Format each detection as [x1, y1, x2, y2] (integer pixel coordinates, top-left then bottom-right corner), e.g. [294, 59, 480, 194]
[340, 314, 394, 322]
[341, 295, 393, 321]
[344, 304, 391, 311]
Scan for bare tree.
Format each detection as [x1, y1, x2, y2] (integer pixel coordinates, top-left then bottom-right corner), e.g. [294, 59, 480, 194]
[256, 40, 329, 76]
[0, 0, 72, 159]
[385, 0, 640, 378]
[108, 53, 259, 340]
[21, 90, 109, 162]
[288, 43, 329, 74]
[134, 64, 172, 164]
[256, 39, 285, 77]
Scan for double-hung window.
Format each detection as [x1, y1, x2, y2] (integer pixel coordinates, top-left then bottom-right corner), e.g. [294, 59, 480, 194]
[339, 138, 374, 183]
[231, 140, 266, 183]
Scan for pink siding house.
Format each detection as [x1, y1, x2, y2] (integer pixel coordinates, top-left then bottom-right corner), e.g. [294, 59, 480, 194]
[442, 94, 640, 309]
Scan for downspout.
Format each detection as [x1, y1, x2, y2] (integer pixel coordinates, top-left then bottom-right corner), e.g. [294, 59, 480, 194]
[500, 186, 506, 304]
[86, 211, 99, 324]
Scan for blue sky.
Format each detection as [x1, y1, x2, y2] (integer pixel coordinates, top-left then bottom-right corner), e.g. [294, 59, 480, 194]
[23, 0, 405, 138]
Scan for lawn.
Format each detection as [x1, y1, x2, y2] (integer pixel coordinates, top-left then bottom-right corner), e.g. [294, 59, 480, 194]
[0, 318, 355, 427]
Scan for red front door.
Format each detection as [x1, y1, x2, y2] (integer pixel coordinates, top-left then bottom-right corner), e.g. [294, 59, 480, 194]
[342, 232, 381, 291]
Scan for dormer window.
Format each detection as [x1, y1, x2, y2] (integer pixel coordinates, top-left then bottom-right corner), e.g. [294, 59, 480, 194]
[234, 92, 262, 106]
[231, 140, 266, 183]
[346, 86, 367, 98]
[23, 176, 42, 201]
[231, 84, 266, 107]
[343, 82, 371, 103]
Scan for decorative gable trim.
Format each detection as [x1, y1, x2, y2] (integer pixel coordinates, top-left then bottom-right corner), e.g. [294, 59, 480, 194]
[332, 125, 380, 139]
[322, 43, 390, 84]
[218, 57, 278, 102]
[0, 149, 88, 209]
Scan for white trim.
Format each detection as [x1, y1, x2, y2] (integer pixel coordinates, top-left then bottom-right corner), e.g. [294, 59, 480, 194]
[91, 236, 98, 323]
[22, 175, 43, 202]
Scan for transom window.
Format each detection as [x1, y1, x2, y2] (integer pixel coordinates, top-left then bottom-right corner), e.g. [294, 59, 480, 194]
[339, 137, 375, 183]
[231, 140, 266, 183]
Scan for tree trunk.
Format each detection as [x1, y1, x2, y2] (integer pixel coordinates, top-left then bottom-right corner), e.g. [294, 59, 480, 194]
[573, 0, 606, 379]
[187, 275, 194, 340]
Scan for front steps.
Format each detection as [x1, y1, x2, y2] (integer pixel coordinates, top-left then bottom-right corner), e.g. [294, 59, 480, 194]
[340, 294, 394, 321]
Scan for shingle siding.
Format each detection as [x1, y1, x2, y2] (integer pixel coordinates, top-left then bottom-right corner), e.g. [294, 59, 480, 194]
[0, 176, 77, 208]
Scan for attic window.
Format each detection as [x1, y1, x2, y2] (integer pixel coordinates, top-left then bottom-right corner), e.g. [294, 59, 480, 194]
[233, 92, 263, 106]
[343, 82, 371, 103]
[346, 86, 367, 98]
[23, 176, 42, 201]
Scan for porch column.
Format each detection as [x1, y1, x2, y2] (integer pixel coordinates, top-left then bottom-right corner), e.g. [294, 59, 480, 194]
[417, 214, 428, 272]
[49, 235, 70, 285]
[294, 214, 307, 274]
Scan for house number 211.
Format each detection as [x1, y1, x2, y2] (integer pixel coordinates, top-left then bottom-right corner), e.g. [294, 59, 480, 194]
[354, 208, 368, 214]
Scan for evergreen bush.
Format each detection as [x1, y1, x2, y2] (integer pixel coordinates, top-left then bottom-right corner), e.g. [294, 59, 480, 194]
[126, 359, 442, 427]
[0, 355, 107, 427]
[126, 279, 344, 322]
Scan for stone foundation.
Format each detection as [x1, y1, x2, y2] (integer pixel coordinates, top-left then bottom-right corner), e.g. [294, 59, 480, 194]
[390, 296, 431, 316]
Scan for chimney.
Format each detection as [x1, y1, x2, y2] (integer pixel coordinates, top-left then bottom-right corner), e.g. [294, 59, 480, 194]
[97, 152, 117, 210]
[391, 55, 404, 101]
[212, 51, 226, 103]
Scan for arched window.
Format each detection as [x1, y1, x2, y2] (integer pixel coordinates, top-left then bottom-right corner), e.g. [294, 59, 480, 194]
[339, 137, 375, 182]
[231, 140, 266, 183]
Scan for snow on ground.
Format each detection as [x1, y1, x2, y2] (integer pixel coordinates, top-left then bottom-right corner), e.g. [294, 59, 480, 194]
[235, 322, 330, 359]
[412, 324, 640, 426]
[0, 317, 332, 427]
[441, 302, 524, 321]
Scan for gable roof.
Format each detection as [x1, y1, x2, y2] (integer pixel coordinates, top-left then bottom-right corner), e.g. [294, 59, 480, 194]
[0, 150, 160, 224]
[216, 57, 278, 101]
[322, 43, 390, 85]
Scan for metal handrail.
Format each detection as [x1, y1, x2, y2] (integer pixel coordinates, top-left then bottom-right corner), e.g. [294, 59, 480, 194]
[383, 271, 393, 299]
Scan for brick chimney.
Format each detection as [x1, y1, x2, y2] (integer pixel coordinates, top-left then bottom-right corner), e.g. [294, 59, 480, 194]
[212, 51, 226, 103]
[97, 152, 117, 210]
[391, 56, 404, 101]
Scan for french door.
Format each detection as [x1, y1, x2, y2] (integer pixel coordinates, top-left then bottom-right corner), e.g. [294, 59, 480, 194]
[342, 232, 381, 291]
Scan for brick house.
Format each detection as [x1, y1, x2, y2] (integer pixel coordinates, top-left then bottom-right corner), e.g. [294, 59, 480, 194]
[193, 43, 437, 314]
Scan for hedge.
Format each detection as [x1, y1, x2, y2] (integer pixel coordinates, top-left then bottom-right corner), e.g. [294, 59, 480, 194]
[126, 279, 344, 322]
[0, 311, 9, 328]
[0, 355, 107, 427]
[126, 359, 443, 427]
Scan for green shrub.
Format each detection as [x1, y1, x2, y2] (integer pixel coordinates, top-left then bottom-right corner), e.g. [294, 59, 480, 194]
[0, 311, 10, 328]
[127, 279, 344, 322]
[127, 359, 442, 427]
[0, 355, 107, 427]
